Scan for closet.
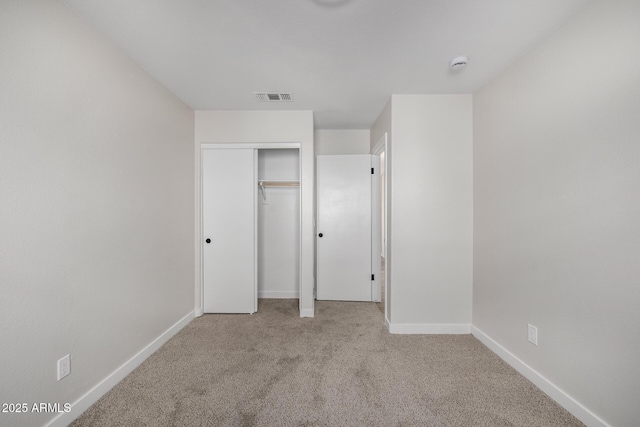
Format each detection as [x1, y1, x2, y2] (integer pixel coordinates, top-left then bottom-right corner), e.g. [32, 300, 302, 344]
[202, 146, 300, 314]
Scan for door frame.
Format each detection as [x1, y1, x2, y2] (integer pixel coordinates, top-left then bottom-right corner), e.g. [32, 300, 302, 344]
[371, 155, 381, 302]
[199, 142, 301, 315]
[371, 133, 388, 320]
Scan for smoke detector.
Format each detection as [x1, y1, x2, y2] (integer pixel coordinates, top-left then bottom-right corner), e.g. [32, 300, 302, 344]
[254, 92, 294, 102]
[449, 56, 468, 71]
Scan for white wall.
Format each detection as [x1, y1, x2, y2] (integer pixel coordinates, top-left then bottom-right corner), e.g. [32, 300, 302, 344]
[473, 1, 640, 426]
[0, 1, 195, 426]
[258, 149, 300, 298]
[389, 95, 473, 331]
[195, 111, 315, 316]
[315, 129, 370, 155]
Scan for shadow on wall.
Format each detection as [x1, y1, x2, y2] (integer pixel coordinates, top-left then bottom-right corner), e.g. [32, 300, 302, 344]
[310, 0, 354, 8]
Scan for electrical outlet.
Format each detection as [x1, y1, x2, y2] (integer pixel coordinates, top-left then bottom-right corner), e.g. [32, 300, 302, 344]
[57, 354, 71, 381]
[527, 324, 538, 346]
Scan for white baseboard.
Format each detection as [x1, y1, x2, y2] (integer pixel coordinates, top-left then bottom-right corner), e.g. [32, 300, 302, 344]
[46, 310, 195, 427]
[258, 290, 299, 299]
[387, 322, 471, 334]
[299, 308, 314, 318]
[471, 326, 609, 427]
[194, 308, 203, 317]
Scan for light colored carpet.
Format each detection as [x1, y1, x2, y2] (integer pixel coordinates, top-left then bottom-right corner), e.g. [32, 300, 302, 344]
[71, 300, 583, 426]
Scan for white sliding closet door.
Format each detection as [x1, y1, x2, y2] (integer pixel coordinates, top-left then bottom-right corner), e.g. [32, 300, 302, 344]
[202, 148, 256, 313]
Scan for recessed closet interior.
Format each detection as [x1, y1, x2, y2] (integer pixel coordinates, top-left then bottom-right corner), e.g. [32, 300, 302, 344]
[257, 149, 300, 300]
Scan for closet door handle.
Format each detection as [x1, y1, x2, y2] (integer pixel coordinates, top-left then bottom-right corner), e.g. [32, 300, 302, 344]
[318, 233, 323, 238]
[205, 238, 211, 244]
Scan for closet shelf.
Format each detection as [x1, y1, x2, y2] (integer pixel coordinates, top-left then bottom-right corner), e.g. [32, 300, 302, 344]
[258, 180, 299, 187]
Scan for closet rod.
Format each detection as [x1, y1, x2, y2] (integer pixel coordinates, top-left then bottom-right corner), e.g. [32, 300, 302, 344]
[258, 181, 300, 187]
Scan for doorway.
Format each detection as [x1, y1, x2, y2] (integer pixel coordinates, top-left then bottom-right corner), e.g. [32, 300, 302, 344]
[372, 133, 388, 320]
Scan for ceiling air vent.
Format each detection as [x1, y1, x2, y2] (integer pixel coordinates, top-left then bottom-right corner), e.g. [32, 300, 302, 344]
[254, 92, 294, 102]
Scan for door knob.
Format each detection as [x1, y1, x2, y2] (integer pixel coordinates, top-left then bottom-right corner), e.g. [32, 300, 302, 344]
[318, 233, 323, 238]
[205, 238, 211, 244]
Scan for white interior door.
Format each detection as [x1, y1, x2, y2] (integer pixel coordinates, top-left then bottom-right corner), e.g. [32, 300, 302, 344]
[317, 154, 373, 301]
[202, 148, 256, 313]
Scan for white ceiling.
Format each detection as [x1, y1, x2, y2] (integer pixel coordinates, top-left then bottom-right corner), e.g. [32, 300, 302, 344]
[62, 0, 593, 129]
